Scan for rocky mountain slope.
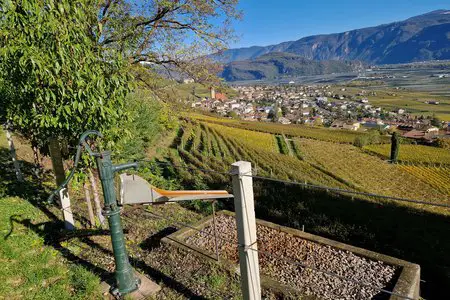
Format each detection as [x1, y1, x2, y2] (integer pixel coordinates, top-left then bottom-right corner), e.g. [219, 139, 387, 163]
[213, 10, 450, 65]
[221, 52, 364, 81]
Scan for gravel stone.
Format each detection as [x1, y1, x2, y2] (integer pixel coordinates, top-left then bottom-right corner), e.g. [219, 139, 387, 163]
[185, 214, 398, 300]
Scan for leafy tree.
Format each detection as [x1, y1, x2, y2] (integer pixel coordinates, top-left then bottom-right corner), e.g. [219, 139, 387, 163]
[281, 106, 290, 117]
[0, 0, 131, 150]
[99, 0, 240, 83]
[353, 136, 368, 148]
[0, 0, 239, 227]
[1, 0, 240, 160]
[390, 132, 400, 163]
[431, 115, 442, 128]
[434, 138, 450, 149]
[1, 0, 240, 147]
[227, 111, 238, 119]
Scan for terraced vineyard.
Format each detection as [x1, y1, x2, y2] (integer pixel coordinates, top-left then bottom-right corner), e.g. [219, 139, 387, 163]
[164, 116, 450, 297]
[169, 119, 449, 210]
[188, 113, 390, 144]
[398, 165, 450, 196]
[364, 144, 450, 165]
[296, 139, 446, 201]
[171, 120, 349, 189]
[203, 122, 278, 153]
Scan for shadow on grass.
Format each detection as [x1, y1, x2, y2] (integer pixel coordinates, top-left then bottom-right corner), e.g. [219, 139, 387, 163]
[1, 147, 207, 299]
[140, 227, 178, 252]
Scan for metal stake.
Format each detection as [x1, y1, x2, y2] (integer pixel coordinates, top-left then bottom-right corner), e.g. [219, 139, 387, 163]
[212, 200, 220, 262]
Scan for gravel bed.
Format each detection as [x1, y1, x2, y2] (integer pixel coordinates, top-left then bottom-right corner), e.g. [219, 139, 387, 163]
[185, 214, 398, 300]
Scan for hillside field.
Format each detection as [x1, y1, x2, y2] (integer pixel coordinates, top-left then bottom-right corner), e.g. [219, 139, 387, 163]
[188, 113, 391, 144]
[172, 117, 450, 213]
[364, 143, 450, 165]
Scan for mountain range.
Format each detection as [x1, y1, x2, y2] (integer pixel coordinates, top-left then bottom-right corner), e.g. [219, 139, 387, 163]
[221, 52, 365, 81]
[214, 10, 450, 66]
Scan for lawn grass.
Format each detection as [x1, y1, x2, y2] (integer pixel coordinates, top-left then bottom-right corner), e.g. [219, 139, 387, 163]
[0, 196, 101, 300]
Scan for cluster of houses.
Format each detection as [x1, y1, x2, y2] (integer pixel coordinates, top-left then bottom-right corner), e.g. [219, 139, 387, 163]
[189, 84, 449, 142]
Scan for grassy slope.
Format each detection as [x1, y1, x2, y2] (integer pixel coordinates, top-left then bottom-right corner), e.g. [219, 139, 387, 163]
[184, 115, 449, 207]
[0, 129, 101, 299]
[171, 117, 450, 299]
[0, 197, 101, 299]
[0, 129, 247, 300]
[399, 165, 450, 196]
[188, 113, 386, 144]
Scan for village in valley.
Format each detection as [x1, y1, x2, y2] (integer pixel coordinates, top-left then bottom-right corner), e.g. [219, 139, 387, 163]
[190, 83, 450, 143]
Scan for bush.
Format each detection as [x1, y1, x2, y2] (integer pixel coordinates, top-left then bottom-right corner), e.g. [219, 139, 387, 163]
[353, 136, 369, 148]
[353, 130, 381, 148]
[434, 138, 450, 149]
[276, 135, 289, 154]
[114, 90, 177, 161]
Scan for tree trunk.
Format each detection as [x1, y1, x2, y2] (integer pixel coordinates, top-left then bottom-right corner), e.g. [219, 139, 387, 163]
[4, 125, 23, 182]
[390, 132, 400, 163]
[48, 137, 75, 230]
[83, 181, 96, 228]
[88, 168, 105, 227]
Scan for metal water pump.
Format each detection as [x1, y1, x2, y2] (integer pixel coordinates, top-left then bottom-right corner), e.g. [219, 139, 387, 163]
[48, 130, 232, 296]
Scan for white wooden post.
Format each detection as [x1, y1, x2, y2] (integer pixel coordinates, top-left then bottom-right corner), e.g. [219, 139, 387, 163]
[231, 161, 261, 300]
[4, 126, 23, 182]
[60, 187, 75, 230]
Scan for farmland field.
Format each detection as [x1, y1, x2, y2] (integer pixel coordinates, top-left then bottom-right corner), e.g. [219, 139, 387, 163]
[364, 144, 450, 165]
[296, 138, 446, 201]
[335, 86, 450, 121]
[188, 113, 390, 144]
[204, 122, 278, 153]
[398, 165, 450, 196]
[170, 119, 450, 214]
[174, 120, 349, 189]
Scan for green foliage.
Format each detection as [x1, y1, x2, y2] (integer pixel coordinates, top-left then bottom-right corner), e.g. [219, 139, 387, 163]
[0, 0, 132, 149]
[353, 136, 368, 148]
[275, 135, 289, 155]
[434, 138, 450, 149]
[227, 111, 238, 119]
[353, 130, 380, 148]
[113, 90, 177, 162]
[390, 132, 400, 162]
[431, 115, 443, 128]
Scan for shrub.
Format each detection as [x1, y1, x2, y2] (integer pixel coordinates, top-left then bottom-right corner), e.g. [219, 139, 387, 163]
[434, 138, 450, 149]
[353, 136, 369, 148]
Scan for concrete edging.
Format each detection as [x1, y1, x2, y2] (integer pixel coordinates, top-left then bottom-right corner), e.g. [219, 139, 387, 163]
[161, 210, 420, 299]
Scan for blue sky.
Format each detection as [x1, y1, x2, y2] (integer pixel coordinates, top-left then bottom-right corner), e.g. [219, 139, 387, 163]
[230, 0, 449, 48]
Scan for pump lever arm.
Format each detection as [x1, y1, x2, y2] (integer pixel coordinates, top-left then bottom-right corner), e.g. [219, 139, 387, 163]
[47, 130, 103, 203]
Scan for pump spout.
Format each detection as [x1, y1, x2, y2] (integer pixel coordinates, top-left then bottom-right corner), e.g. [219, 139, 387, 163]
[119, 174, 233, 205]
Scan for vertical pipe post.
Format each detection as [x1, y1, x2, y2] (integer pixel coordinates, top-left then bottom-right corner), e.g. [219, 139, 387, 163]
[231, 161, 261, 300]
[48, 138, 74, 231]
[95, 151, 140, 295]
